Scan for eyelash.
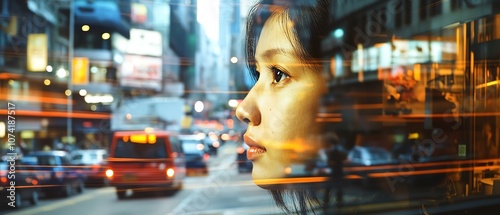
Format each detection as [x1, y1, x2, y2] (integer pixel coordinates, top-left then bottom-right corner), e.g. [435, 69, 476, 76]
[270, 66, 290, 84]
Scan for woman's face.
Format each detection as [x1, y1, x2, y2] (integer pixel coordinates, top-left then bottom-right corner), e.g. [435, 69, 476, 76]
[236, 14, 326, 185]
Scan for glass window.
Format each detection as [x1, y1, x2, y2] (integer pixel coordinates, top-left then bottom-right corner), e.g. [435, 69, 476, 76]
[114, 137, 168, 159]
[181, 140, 202, 155]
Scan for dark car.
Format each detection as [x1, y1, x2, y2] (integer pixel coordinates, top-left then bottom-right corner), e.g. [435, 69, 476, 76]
[179, 135, 209, 175]
[0, 156, 40, 209]
[236, 143, 252, 173]
[23, 151, 85, 197]
[70, 149, 109, 187]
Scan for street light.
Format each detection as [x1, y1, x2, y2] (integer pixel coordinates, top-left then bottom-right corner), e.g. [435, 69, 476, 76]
[81, 24, 90, 31]
[228, 99, 239, 108]
[68, 0, 75, 146]
[56, 67, 68, 78]
[333, 28, 344, 38]
[230, 56, 238, 64]
[194, 101, 204, 113]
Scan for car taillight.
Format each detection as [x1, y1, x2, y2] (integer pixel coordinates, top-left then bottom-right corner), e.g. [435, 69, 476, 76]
[106, 169, 114, 178]
[0, 177, 7, 184]
[55, 171, 64, 179]
[166, 168, 175, 178]
[203, 153, 210, 161]
[212, 141, 220, 148]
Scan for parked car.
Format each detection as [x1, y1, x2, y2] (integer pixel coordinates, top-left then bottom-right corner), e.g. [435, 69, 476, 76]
[22, 151, 85, 197]
[236, 143, 252, 173]
[347, 146, 394, 167]
[71, 149, 109, 187]
[107, 130, 185, 199]
[179, 135, 209, 175]
[202, 135, 219, 156]
[345, 146, 395, 187]
[0, 157, 40, 209]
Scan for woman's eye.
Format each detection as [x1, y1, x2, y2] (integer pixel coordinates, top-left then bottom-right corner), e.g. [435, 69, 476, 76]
[271, 67, 289, 83]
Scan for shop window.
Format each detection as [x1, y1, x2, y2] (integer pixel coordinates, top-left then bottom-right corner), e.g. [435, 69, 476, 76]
[476, 17, 495, 43]
[90, 66, 107, 83]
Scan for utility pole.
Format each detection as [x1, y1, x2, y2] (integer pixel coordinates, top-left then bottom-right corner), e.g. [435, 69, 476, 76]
[67, 0, 74, 146]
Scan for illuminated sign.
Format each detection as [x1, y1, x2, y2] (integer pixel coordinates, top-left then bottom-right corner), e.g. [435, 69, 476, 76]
[0, 122, 5, 138]
[27, 34, 48, 72]
[20, 131, 35, 139]
[131, 3, 148, 24]
[120, 55, 162, 91]
[128, 134, 157, 144]
[84, 94, 114, 104]
[351, 40, 456, 72]
[72, 57, 89, 85]
[112, 29, 162, 57]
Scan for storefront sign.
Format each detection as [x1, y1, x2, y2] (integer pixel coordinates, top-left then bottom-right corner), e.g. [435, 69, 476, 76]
[120, 55, 162, 91]
[27, 34, 48, 72]
[72, 57, 89, 85]
[351, 40, 455, 72]
[112, 29, 162, 57]
[131, 3, 148, 24]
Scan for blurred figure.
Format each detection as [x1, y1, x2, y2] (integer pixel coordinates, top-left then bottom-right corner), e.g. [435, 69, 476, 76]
[323, 133, 347, 212]
[482, 123, 497, 158]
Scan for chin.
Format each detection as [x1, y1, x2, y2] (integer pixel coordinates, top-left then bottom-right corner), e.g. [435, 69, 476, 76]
[251, 162, 287, 189]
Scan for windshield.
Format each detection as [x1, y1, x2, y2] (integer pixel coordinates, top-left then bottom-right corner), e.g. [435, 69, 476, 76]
[181, 140, 203, 155]
[114, 137, 168, 159]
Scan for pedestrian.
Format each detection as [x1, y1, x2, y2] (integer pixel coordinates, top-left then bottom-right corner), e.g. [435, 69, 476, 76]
[235, 0, 332, 213]
[323, 133, 347, 212]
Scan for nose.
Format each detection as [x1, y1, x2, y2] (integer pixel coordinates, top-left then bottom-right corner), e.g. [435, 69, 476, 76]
[235, 90, 261, 126]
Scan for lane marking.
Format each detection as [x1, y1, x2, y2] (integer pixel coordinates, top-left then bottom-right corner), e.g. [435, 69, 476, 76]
[6, 188, 112, 215]
[167, 155, 235, 215]
[175, 206, 281, 215]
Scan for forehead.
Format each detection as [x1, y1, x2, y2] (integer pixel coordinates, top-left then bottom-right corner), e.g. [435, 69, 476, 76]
[255, 13, 299, 58]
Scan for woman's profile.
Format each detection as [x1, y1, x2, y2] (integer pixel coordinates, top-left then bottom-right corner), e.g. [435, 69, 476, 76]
[236, 0, 333, 213]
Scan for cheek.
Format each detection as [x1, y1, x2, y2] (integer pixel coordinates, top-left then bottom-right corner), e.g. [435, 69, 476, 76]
[265, 92, 321, 135]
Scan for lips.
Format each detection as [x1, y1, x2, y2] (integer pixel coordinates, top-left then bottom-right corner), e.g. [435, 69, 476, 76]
[244, 135, 266, 161]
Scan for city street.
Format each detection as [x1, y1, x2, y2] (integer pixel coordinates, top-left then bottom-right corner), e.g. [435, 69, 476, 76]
[1, 143, 280, 215]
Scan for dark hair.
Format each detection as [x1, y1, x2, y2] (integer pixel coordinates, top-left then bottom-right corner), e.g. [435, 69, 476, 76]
[244, 0, 331, 214]
[245, 0, 330, 82]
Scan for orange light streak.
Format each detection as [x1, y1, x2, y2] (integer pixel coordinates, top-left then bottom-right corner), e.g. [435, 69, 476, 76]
[368, 165, 500, 178]
[254, 176, 329, 185]
[0, 94, 71, 105]
[0, 109, 110, 119]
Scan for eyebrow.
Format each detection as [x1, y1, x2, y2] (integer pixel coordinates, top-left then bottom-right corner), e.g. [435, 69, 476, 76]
[259, 48, 298, 60]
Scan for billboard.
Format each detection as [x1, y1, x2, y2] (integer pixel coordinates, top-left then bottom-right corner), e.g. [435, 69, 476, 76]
[72, 57, 89, 85]
[119, 55, 162, 91]
[27, 34, 48, 72]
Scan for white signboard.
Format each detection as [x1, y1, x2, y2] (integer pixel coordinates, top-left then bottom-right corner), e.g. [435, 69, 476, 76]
[112, 28, 162, 57]
[120, 55, 162, 90]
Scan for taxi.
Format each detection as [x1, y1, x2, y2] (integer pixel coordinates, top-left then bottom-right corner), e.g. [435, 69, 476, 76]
[106, 129, 185, 199]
